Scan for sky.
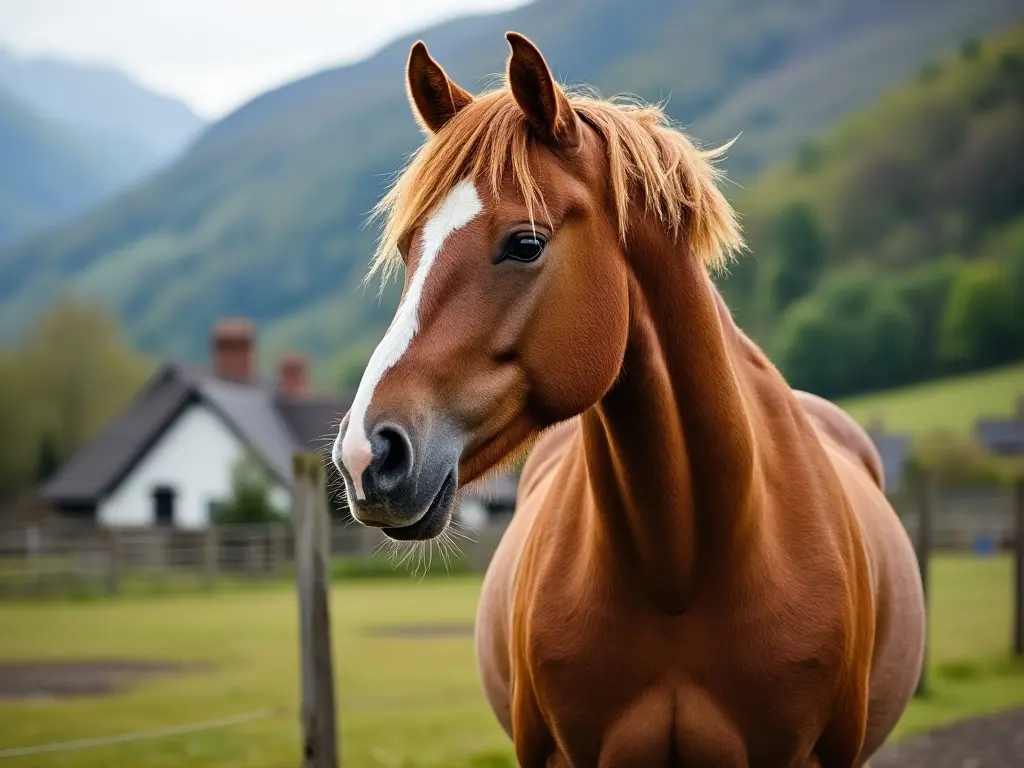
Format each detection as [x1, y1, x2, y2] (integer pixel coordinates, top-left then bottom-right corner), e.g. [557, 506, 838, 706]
[0, 0, 530, 119]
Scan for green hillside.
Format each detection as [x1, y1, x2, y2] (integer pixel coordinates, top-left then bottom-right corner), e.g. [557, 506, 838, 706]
[838, 362, 1024, 437]
[0, 90, 123, 246]
[0, 0, 1020, 390]
[725, 24, 1024, 398]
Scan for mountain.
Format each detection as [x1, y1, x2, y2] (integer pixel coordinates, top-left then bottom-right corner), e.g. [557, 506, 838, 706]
[0, 89, 123, 244]
[0, 49, 206, 246]
[1, 0, 1022, 392]
[0, 47, 204, 175]
[725, 24, 1024, 398]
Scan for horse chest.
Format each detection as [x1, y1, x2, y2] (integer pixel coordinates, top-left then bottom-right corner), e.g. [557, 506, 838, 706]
[511, 586, 838, 767]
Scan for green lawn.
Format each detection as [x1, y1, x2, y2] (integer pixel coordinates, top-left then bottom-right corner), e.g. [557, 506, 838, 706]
[0, 556, 1021, 767]
[838, 362, 1024, 438]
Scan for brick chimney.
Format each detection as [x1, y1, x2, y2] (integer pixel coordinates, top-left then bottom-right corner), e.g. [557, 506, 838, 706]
[212, 318, 255, 383]
[277, 353, 310, 397]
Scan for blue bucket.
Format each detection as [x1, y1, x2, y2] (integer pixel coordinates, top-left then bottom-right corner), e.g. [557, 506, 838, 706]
[972, 536, 997, 556]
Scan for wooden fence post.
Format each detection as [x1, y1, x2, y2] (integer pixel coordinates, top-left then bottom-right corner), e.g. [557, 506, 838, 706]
[203, 527, 219, 589]
[1013, 478, 1024, 657]
[914, 470, 934, 697]
[294, 452, 339, 768]
[272, 524, 287, 575]
[154, 529, 168, 592]
[106, 530, 121, 595]
[26, 526, 41, 593]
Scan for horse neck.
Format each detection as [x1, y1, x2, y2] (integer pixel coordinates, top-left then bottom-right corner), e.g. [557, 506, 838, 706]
[580, 217, 760, 612]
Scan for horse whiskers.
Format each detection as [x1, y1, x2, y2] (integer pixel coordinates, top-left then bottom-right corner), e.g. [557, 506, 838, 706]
[437, 535, 453, 575]
[363, 522, 469, 579]
[447, 519, 477, 544]
[436, 528, 465, 574]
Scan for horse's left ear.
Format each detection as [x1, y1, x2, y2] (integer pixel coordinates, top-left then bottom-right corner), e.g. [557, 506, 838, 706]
[505, 32, 581, 151]
[406, 41, 474, 134]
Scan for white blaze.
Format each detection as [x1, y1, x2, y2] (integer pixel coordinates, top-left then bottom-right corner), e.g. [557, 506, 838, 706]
[335, 179, 483, 500]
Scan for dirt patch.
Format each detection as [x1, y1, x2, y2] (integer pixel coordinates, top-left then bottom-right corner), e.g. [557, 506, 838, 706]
[873, 706, 1024, 767]
[364, 623, 475, 638]
[0, 660, 206, 699]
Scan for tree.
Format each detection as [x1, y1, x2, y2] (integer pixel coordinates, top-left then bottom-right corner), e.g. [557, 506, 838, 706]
[794, 140, 822, 174]
[940, 261, 1017, 369]
[773, 268, 919, 396]
[18, 293, 153, 462]
[893, 258, 960, 378]
[1006, 246, 1024, 350]
[0, 353, 36, 496]
[836, 145, 922, 250]
[936, 105, 1024, 233]
[960, 38, 982, 61]
[34, 433, 60, 484]
[860, 290, 918, 389]
[213, 450, 286, 525]
[773, 298, 857, 396]
[770, 202, 826, 308]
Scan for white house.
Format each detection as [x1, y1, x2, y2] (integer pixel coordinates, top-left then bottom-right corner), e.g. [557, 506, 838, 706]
[41, 320, 349, 529]
[41, 319, 520, 530]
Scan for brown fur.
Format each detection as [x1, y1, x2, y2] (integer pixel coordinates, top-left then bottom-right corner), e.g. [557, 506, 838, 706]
[359, 33, 925, 766]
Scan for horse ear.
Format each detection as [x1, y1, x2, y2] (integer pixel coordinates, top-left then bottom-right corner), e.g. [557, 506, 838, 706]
[505, 32, 581, 150]
[406, 41, 473, 134]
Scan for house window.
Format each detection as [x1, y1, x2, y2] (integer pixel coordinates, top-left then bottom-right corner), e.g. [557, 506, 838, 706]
[152, 485, 177, 527]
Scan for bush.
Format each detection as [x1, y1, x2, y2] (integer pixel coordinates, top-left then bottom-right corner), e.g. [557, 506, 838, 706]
[910, 431, 1019, 487]
[770, 202, 826, 309]
[892, 258, 960, 378]
[859, 291, 917, 390]
[773, 269, 917, 396]
[774, 297, 854, 395]
[940, 260, 1018, 369]
[213, 450, 287, 525]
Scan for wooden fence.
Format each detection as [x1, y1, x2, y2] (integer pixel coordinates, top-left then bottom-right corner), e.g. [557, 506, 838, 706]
[0, 516, 507, 599]
[0, 482, 1020, 599]
[911, 474, 1024, 697]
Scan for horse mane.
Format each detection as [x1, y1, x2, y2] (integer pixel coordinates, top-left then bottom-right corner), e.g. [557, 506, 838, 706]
[367, 84, 744, 284]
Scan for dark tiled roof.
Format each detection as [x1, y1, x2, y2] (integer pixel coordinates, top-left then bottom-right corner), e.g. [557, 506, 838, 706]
[976, 419, 1024, 455]
[41, 367, 194, 504]
[198, 375, 299, 483]
[41, 363, 351, 504]
[276, 396, 349, 452]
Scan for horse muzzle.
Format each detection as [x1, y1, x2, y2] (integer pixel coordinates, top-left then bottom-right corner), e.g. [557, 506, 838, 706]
[333, 412, 461, 540]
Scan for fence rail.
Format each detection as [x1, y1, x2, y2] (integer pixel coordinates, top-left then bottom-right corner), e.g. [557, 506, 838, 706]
[0, 514, 510, 598]
[0, 484, 1019, 599]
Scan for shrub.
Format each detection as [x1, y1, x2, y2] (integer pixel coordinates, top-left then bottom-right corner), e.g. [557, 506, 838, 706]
[213, 450, 287, 525]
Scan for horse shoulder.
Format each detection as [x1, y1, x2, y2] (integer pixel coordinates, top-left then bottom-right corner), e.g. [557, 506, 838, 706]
[474, 419, 579, 739]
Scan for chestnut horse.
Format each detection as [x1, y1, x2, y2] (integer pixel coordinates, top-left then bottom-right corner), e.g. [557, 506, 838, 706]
[332, 31, 925, 767]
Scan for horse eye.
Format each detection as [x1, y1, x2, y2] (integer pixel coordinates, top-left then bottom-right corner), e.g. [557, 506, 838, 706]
[503, 233, 546, 263]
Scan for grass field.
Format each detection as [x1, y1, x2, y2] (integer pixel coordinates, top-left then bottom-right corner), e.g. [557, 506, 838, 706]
[838, 362, 1024, 438]
[0, 555, 1022, 767]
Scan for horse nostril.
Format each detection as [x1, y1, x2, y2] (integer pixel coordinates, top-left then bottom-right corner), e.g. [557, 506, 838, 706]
[371, 424, 414, 492]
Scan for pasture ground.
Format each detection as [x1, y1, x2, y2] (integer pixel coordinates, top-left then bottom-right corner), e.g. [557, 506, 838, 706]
[0, 554, 1022, 767]
[837, 361, 1024, 437]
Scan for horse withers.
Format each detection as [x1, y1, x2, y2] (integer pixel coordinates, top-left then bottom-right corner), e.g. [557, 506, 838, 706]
[332, 31, 925, 767]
